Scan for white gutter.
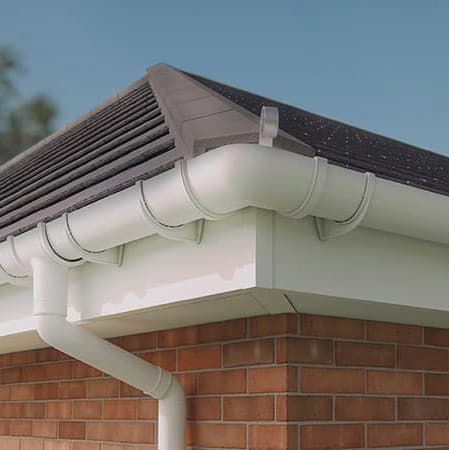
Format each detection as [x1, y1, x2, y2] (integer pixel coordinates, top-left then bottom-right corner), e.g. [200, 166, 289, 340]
[31, 256, 185, 450]
[0, 142, 447, 278]
[1, 141, 449, 448]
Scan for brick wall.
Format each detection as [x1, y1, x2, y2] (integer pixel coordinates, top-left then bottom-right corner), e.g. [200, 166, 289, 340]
[1, 313, 449, 449]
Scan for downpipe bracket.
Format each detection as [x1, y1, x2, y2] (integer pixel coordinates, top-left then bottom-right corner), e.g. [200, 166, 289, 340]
[316, 172, 376, 240]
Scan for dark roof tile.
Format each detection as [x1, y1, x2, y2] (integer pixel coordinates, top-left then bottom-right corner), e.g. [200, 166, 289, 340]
[185, 71, 449, 197]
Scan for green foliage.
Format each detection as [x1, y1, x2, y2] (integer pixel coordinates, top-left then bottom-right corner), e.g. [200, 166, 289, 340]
[0, 45, 58, 164]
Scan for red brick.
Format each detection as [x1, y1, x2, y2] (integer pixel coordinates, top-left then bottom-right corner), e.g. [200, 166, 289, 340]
[101, 445, 143, 450]
[335, 396, 395, 421]
[158, 326, 198, 348]
[224, 396, 274, 421]
[1, 367, 21, 383]
[73, 362, 102, 379]
[86, 422, 154, 444]
[23, 403, 45, 419]
[399, 345, 449, 371]
[277, 396, 332, 421]
[22, 362, 72, 382]
[425, 327, 449, 347]
[249, 314, 297, 337]
[87, 379, 119, 398]
[368, 370, 422, 395]
[20, 439, 45, 450]
[73, 400, 102, 420]
[0, 421, 9, 435]
[119, 332, 158, 352]
[187, 397, 221, 421]
[367, 320, 422, 344]
[178, 345, 221, 370]
[175, 372, 198, 395]
[10, 420, 32, 436]
[43, 440, 71, 450]
[71, 443, 101, 450]
[4, 351, 34, 367]
[0, 437, 20, 450]
[58, 421, 86, 440]
[399, 398, 449, 420]
[59, 381, 86, 399]
[301, 314, 364, 339]
[103, 400, 136, 420]
[32, 421, 57, 438]
[0, 403, 22, 418]
[47, 401, 72, 419]
[426, 373, 449, 395]
[301, 424, 364, 450]
[301, 367, 365, 393]
[249, 424, 297, 449]
[34, 383, 59, 400]
[0, 386, 9, 400]
[367, 423, 422, 447]
[336, 342, 395, 367]
[119, 382, 142, 398]
[277, 337, 333, 364]
[224, 339, 274, 367]
[35, 348, 69, 363]
[427, 423, 449, 445]
[186, 423, 246, 448]
[198, 369, 246, 394]
[137, 399, 157, 420]
[140, 350, 176, 372]
[198, 318, 247, 343]
[248, 366, 297, 393]
[10, 384, 34, 400]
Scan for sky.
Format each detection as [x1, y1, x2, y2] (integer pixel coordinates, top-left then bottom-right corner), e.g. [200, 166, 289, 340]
[1, 0, 448, 154]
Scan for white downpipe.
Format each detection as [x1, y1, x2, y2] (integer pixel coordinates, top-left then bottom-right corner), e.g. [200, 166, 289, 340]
[31, 257, 185, 450]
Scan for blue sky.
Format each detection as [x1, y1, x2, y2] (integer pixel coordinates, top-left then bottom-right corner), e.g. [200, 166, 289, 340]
[1, 0, 448, 154]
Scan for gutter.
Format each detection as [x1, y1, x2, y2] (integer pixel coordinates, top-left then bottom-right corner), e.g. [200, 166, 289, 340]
[1, 120, 449, 447]
[2, 142, 449, 277]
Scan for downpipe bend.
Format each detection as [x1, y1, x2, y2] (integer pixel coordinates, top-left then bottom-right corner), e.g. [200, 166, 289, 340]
[32, 257, 185, 450]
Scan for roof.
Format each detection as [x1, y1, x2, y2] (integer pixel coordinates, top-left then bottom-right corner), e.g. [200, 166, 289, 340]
[0, 63, 447, 241]
[185, 70, 449, 197]
[0, 76, 179, 241]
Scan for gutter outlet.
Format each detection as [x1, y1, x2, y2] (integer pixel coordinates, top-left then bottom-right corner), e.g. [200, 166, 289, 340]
[31, 256, 185, 450]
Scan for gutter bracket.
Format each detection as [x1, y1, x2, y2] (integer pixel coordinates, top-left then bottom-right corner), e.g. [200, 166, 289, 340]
[177, 159, 230, 222]
[259, 106, 279, 147]
[280, 156, 328, 219]
[0, 264, 31, 287]
[0, 236, 32, 286]
[137, 180, 204, 244]
[63, 214, 124, 266]
[315, 172, 376, 240]
[38, 222, 84, 267]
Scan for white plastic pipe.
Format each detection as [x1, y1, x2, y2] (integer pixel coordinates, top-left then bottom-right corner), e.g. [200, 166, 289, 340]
[31, 256, 185, 450]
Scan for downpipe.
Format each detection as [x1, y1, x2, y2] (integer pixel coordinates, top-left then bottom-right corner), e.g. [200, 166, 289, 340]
[31, 257, 185, 450]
